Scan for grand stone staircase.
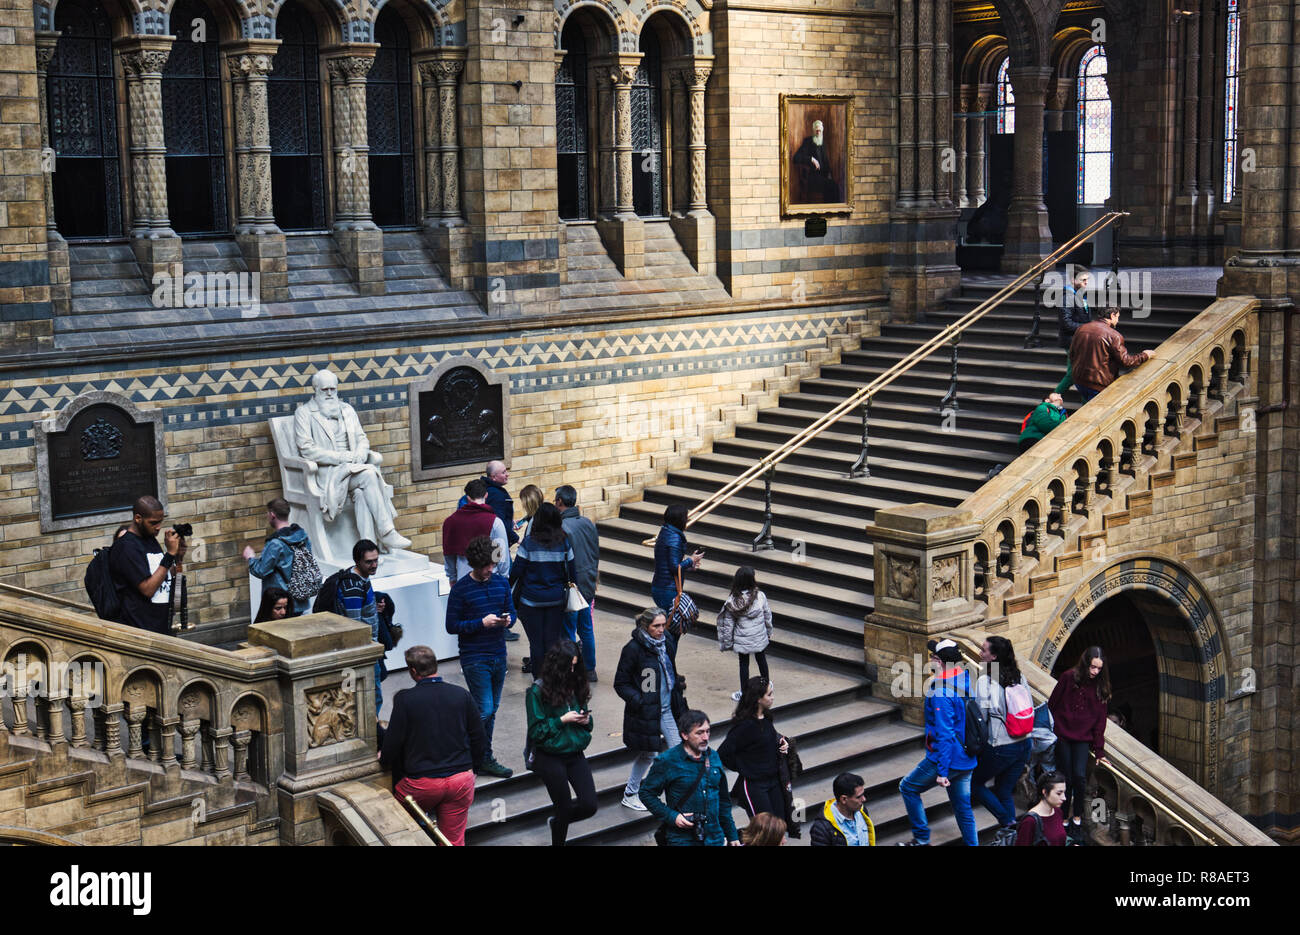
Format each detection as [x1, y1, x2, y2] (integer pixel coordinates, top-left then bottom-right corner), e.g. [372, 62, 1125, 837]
[464, 280, 1212, 845]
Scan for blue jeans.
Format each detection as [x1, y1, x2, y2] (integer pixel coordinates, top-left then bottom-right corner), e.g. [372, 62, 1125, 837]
[565, 606, 597, 672]
[1076, 384, 1101, 402]
[461, 653, 507, 756]
[971, 739, 1031, 826]
[899, 757, 978, 846]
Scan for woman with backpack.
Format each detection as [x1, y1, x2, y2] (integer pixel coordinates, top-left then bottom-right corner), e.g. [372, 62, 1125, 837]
[525, 639, 598, 846]
[972, 636, 1034, 831]
[718, 677, 789, 825]
[1048, 646, 1113, 845]
[510, 502, 577, 675]
[1017, 771, 1069, 846]
[716, 566, 774, 701]
[614, 607, 688, 811]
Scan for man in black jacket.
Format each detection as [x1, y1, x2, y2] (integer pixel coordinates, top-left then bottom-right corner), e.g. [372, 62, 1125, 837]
[380, 645, 486, 846]
[809, 772, 876, 846]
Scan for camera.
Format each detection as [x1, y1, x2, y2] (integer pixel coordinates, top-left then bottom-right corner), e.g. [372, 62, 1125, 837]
[692, 814, 708, 843]
[173, 523, 193, 538]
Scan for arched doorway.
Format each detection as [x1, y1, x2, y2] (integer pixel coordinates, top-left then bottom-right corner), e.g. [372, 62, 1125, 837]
[162, 0, 229, 235]
[269, 0, 327, 231]
[556, 18, 590, 221]
[631, 27, 663, 217]
[1035, 557, 1229, 791]
[368, 4, 417, 227]
[47, 0, 122, 239]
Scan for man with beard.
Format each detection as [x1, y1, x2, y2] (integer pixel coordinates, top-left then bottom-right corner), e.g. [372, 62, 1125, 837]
[792, 119, 841, 203]
[293, 368, 411, 554]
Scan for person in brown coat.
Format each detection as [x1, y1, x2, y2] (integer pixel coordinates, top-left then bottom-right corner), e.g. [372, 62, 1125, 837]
[1068, 305, 1154, 402]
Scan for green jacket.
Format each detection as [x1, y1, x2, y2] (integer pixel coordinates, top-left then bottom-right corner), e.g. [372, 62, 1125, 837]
[1019, 401, 1067, 443]
[525, 683, 593, 756]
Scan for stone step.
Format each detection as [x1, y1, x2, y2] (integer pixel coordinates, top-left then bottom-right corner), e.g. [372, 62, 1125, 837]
[70, 279, 151, 298]
[287, 267, 352, 286]
[68, 244, 137, 265]
[180, 239, 242, 259]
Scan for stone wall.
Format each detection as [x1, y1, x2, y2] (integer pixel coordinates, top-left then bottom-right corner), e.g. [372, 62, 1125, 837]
[0, 302, 873, 631]
[0, 0, 52, 353]
[709, 0, 894, 302]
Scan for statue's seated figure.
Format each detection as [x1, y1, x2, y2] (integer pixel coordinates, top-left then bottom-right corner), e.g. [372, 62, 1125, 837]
[269, 368, 410, 568]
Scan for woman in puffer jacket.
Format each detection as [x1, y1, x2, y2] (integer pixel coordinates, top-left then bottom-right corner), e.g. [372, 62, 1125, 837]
[716, 566, 774, 702]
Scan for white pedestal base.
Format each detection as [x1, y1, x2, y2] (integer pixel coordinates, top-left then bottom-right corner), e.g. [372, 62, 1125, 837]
[248, 549, 456, 662]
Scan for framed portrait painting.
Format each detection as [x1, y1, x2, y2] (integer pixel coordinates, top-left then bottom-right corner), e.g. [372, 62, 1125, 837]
[780, 94, 854, 216]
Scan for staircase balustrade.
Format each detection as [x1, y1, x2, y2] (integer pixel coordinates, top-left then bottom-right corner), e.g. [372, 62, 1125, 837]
[642, 211, 1132, 547]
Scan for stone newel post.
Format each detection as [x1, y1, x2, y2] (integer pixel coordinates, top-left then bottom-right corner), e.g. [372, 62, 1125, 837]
[863, 505, 984, 725]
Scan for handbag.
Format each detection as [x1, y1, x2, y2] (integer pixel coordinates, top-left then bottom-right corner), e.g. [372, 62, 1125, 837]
[566, 584, 589, 613]
[668, 565, 698, 638]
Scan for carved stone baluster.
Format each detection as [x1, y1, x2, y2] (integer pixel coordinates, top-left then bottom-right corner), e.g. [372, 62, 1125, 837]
[145, 712, 163, 762]
[101, 704, 124, 757]
[1208, 360, 1226, 401]
[1120, 432, 1137, 476]
[1164, 398, 1183, 439]
[232, 730, 253, 782]
[180, 719, 200, 770]
[1074, 474, 1093, 518]
[45, 692, 67, 746]
[1142, 411, 1159, 455]
[212, 726, 233, 780]
[200, 724, 213, 772]
[10, 686, 29, 737]
[126, 705, 147, 759]
[158, 716, 178, 768]
[1096, 456, 1114, 498]
[1022, 516, 1039, 560]
[32, 694, 48, 741]
[1186, 378, 1204, 420]
[68, 696, 89, 748]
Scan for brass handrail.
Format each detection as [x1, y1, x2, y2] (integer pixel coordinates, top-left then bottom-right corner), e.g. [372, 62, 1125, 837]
[642, 211, 1130, 546]
[402, 794, 453, 845]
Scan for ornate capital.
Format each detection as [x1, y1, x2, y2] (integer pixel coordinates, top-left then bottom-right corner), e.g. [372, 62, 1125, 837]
[327, 55, 374, 81]
[432, 59, 464, 83]
[609, 65, 636, 86]
[234, 52, 275, 77]
[688, 67, 712, 89]
[119, 47, 172, 76]
[34, 37, 58, 72]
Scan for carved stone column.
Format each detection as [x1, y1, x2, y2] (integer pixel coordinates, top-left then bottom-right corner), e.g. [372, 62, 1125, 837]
[158, 714, 179, 769]
[44, 692, 67, 745]
[969, 88, 988, 207]
[101, 703, 124, 758]
[1044, 81, 1064, 133]
[415, 49, 470, 290]
[232, 729, 252, 782]
[863, 505, 984, 725]
[225, 40, 286, 302]
[954, 92, 969, 209]
[125, 704, 147, 758]
[668, 59, 714, 276]
[10, 686, 29, 736]
[595, 55, 646, 278]
[325, 46, 384, 296]
[116, 36, 181, 282]
[179, 718, 200, 769]
[34, 32, 70, 318]
[211, 725, 233, 780]
[1002, 66, 1054, 274]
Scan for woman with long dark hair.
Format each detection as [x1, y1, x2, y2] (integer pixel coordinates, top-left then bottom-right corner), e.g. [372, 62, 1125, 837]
[254, 587, 295, 624]
[716, 565, 773, 701]
[972, 636, 1033, 831]
[510, 502, 577, 674]
[525, 639, 598, 845]
[1017, 771, 1069, 846]
[650, 503, 703, 614]
[718, 676, 788, 826]
[1048, 646, 1112, 844]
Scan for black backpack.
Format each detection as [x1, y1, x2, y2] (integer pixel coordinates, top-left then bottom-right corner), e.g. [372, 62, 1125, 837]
[84, 546, 122, 621]
[961, 692, 989, 758]
[311, 569, 347, 615]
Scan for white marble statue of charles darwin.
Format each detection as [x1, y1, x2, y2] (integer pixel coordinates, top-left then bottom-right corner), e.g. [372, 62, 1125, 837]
[293, 368, 411, 553]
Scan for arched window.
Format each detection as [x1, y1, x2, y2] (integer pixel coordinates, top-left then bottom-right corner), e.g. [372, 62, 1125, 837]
[996, 57, 1014, 134]
[556, 21, 589, 220]
[368, 5, 416, 227]
[163, 0, 228, 235]
[631, 28, 664, 217]
[1076, 45, 1111, 204]
[269, 0, 327, 231]
[1224, 0, 1240, 202]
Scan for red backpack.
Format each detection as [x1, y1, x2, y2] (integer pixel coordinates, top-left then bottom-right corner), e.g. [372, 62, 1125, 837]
[1003, 682, 1035, 738]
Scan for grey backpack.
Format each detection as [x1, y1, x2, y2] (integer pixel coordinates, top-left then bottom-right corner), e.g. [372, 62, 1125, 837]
[286, 541, 323, 603]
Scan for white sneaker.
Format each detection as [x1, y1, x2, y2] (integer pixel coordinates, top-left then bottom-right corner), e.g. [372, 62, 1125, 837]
[731, 691, 743, 702]
[621, 794, 648, 811]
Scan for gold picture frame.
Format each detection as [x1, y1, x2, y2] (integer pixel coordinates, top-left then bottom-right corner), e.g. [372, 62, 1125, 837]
[780, 94, 854, 217]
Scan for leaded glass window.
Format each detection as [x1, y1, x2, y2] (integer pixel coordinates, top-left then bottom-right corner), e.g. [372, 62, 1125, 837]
[163, 0, 228, 235]
[556, 27, 589, 221]
[631, 30, 664, 217]
[269, 0, 327, 231]
[1076, 45, 1111, 204]
[996, 57, 1014, 134]
[47, 0, 121, 238]
[1224, 0, 1240, 202]
[368, 6, 416, 227]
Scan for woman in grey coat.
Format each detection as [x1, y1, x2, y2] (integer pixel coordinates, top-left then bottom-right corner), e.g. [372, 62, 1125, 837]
[716, 566, 774, 701]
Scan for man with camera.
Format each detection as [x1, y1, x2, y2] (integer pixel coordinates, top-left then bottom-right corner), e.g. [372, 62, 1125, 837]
[108, 495, 188, 634]
[639, 710, 741, 846]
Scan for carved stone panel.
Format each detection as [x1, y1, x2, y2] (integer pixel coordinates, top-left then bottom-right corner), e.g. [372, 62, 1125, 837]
[35, 391, 168, 533]
[931, 555, 962, 602]
[408, 356, 511, 482]
[885, 555, 920, 603]
[305, 685, 356, 748]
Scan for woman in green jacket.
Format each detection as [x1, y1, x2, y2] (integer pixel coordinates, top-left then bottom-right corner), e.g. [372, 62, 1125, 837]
[1019, 392, 1068, 453]
[526, 639, 598, 845]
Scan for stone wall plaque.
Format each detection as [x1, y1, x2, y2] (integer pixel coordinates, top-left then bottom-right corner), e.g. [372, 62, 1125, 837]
[408, 356, 511, 482]
[35, 391, 168, 533]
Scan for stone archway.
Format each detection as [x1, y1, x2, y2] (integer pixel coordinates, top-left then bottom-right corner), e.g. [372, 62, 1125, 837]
[1033, 554, 1229, 792]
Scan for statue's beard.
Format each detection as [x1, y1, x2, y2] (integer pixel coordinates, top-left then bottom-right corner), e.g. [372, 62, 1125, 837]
[812, 132, 824, 147]
[317, 396, 342, 419]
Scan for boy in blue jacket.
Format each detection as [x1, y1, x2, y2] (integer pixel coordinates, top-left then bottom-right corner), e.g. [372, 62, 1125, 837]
[897, 638, 979, 846]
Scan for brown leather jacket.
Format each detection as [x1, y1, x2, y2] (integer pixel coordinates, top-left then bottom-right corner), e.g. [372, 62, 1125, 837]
[1069, 320, 1146, 391]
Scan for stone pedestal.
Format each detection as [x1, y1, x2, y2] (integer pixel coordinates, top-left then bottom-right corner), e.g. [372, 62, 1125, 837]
[669, 212, 716, 277]
[424, 223, 472, 291]
[247, 614, 384, 846]
[863, 504, 983, 725]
